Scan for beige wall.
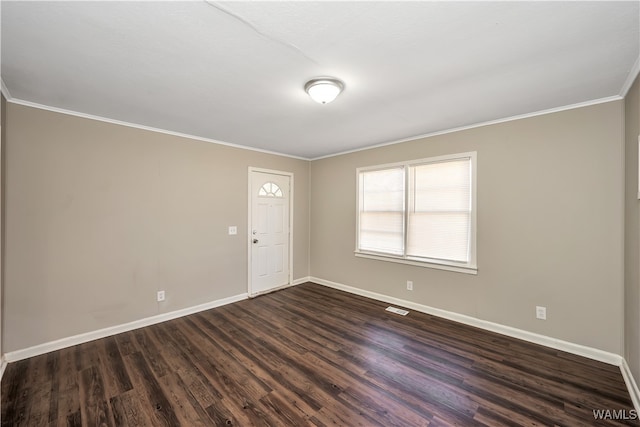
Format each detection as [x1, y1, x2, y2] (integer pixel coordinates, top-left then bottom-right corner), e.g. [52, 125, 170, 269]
[311, 101, 625, 354]
[625, 75, 640, 379]
[3, 103, 310, 352]
[1, 95, 5, 358]
[1, 96, 630, 358]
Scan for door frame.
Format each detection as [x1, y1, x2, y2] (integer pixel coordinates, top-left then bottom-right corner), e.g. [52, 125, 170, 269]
[247, 167, 294, 297]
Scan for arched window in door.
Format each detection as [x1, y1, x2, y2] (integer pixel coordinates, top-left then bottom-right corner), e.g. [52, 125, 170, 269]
[258, 182, 283, 198]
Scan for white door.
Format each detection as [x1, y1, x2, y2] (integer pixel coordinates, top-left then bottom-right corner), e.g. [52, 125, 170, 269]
[249, 169, 291, 296]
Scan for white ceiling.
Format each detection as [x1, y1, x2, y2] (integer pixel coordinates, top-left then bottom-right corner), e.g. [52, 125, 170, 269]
[2, 1, 639, 159]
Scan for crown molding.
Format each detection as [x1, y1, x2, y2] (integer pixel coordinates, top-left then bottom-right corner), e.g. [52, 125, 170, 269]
[620, 55, 640, 98]
[5, 90, 625, 163]
[6, 97, 309, 161]
[311, 95, 623, 160]
[1, 78, 12, 100]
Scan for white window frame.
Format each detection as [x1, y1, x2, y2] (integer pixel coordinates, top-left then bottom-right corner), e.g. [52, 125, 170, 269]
[355, 152, 477, 275]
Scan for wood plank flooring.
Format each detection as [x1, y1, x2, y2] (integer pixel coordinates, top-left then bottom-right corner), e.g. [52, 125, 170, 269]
[1, 282, 637, 426]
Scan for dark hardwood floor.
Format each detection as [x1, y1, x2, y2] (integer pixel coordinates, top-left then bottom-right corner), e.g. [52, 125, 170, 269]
[1, 282, 637, 426]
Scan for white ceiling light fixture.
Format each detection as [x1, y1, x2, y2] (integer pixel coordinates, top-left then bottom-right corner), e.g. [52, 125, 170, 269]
[304, 77, 344, 104]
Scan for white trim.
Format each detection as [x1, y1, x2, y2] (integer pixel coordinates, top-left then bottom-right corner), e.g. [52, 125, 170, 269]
[247, 167, 294, 298]
[311, 96, 622, 161]
[4, 292, 247, 363]
[354, 252, 477, 275]
[6, 94, 625, 163]
[0, 355, 7, 381]
[6, 98, 307, 161]
[355, 152, 477, 273]
[292, 276, 311, 286]
[0, 279, 314, 366]
[1, 79, 11, 100]
[248, 276, 309, 298]
[621, 358, 640, 413]
[621, 56, 640, 98]
[310, 276, 623, 366]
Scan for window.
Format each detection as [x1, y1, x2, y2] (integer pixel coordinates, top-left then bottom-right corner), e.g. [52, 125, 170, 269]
[356, 152, 477, 274]
[258, 182, 283, 198]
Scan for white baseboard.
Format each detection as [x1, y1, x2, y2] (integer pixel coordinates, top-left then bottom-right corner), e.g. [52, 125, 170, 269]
[292, 276, 311, 286]
[310, 276, 623, 366]
[311, 276, 640, 411]
[249, 276, 311, 297]
[621, 359, 640, 413]
[0, 355, 7, 382]
[4, 292, 248, 363]
[4, 276, 636, 410]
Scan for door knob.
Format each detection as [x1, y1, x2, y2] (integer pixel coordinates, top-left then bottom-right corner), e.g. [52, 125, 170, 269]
[253, 239, 259, 244]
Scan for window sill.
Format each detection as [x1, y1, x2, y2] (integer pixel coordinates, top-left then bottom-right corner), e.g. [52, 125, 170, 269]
[354, 251, 478, 275]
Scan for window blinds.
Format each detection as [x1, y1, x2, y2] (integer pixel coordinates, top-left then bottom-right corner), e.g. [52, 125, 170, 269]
[358, 156, 472, 265]
[407, 158, 471, 262]
[358, 167, 404, 255]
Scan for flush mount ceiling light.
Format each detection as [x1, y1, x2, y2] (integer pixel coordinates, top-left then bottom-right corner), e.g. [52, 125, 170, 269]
[304, 78, 344, 104]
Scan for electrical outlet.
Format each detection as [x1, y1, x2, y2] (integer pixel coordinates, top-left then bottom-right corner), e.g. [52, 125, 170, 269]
[157, 290, 165, 302]
[228, 226, 237, 235]
[536, 306, 546, 320]
[406, 280, 413, 291]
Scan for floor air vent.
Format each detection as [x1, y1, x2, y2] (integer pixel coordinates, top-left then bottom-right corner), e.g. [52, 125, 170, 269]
[385, 306, 409, 316]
